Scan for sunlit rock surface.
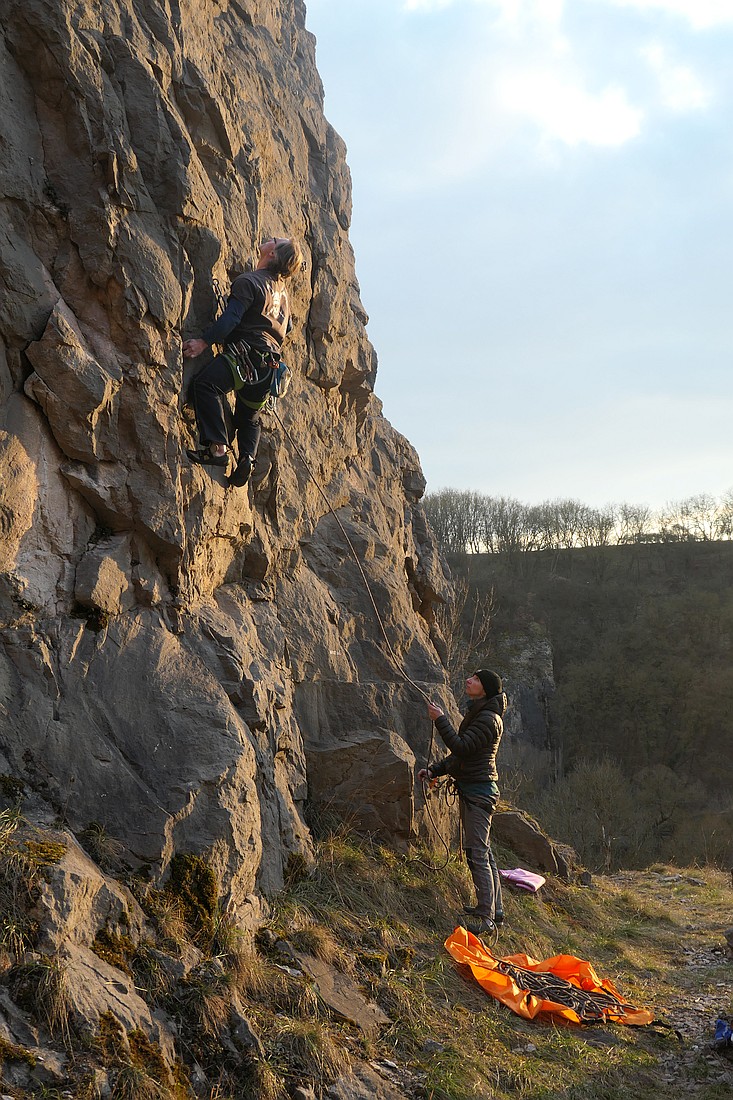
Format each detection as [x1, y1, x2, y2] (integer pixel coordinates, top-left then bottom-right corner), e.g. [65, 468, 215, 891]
[0, 0, 453, 917]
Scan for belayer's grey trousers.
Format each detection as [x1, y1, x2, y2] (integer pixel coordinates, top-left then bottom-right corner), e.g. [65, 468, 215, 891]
[460, 795, 504, 920]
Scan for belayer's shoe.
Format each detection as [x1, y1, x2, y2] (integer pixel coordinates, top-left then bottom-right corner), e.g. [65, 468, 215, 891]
[228, 454, 253, 488]
[462, 915, 497, 937]
[463, 904, 504, 925]
[187, 446, 229, 468]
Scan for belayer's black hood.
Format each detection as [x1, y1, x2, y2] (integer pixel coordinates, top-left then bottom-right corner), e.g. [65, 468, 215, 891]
[464, 691, 507, 719]
[487, 691, 508, 718]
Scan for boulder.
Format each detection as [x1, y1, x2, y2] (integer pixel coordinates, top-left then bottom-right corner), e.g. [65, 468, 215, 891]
[492, 809, 577, 881]
[74, 534, 135, 616]
[306, 729, 416, 841]
[293, 952, 390, 1037]
[24, 299, 123, 464]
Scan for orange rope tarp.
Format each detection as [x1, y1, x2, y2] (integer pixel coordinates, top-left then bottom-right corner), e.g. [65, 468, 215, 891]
[445, 926, 654, 1026]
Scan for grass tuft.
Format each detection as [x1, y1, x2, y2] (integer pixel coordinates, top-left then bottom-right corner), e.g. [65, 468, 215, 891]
[9, 956, 71, 1042]
[272, 1018, 349, 1090]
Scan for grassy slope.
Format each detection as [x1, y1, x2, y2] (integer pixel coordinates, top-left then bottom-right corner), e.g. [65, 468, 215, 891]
[0, 812, 730, 1099]
[265, 828, 733, 1100]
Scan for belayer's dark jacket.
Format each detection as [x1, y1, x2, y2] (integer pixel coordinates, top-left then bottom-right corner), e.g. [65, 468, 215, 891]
[202, 269, 291, 354]
[429, 693, 506, 784]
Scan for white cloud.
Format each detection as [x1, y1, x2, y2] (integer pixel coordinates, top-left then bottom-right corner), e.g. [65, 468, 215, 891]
[403, 0, 733, 30]
[595, 0, 733, 31]
[641, 43, 711, 110]
[398, 0, 722, 169]
[403, 0, 565, 22]
[403, 0, 456, 9]
[497, 69, 643, 145]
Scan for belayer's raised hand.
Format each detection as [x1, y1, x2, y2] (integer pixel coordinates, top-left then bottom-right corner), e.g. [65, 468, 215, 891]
[427, 701, 443, 721]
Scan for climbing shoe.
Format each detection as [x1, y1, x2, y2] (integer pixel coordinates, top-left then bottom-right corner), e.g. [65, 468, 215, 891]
[228, 453, 253, 488]
[462, 915, 497, 937]
[187, 446, 228, 468]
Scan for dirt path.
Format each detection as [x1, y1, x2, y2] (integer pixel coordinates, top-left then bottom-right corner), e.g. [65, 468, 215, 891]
[610, 869, 733, 1096]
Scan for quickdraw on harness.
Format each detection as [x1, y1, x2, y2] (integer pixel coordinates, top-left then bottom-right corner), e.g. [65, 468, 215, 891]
[212, 279, 289, 412]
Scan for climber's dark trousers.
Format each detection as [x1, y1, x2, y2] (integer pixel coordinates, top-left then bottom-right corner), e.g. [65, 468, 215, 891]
[190, 355, 260, 458]
[460, 796, 504, 920]
[233, 399, 261, 461]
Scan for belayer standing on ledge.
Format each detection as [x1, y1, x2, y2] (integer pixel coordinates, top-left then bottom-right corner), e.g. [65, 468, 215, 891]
[419, 669, 506, 936]
[183, 235, 303, 487]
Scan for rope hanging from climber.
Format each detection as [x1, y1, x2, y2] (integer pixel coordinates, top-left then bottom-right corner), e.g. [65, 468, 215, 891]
[183, 236, 455, 857]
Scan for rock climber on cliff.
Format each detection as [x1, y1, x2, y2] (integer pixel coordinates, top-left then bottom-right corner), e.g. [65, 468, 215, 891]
[419, 669, 506, 936]
[182, 235, 303, 487]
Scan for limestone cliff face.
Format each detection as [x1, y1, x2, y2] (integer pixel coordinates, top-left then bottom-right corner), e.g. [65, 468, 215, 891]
[0, 0, 452, 916]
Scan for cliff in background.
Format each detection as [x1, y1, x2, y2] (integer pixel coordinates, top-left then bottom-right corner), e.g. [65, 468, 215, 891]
[0, 0, 454, 919]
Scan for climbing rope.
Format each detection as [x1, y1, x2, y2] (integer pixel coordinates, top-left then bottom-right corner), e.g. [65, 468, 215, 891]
[494, 959, 641, 1023]
[409, 774, 453, 871]
[271, 405, 432, 706]
[208, 282, 445, 823]
[270, 406, 465, 870]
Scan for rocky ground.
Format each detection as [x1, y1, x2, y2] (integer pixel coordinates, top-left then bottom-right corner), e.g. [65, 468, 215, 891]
[608, 869, 732, 1097]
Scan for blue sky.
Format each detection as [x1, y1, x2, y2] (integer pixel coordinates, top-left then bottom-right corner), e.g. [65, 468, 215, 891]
[304, 0, 733, 509]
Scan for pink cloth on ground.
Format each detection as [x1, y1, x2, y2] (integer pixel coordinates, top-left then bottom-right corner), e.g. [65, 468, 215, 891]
[499, 867, 546, 892]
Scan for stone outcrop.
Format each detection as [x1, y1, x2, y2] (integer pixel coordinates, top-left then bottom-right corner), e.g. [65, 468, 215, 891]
[0, 0, 454, 918]
[493, 808, 577, 881]
[0, 2, 586, 1096]
[500, 624, 555, 750]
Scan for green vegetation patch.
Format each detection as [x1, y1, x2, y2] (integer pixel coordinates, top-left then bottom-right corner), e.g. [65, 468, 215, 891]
[8, 956, 70, 1039]
[23, 838, 67, 865]
[96, 1012, 190, 1100]
[0, 1035, 36, 1069]
[165, 853, 219, 948]
[91, 926, 137, 976]
[0, 774, 25, 802]
[0, 811, 67, 962]
[441, 538, 733, 872]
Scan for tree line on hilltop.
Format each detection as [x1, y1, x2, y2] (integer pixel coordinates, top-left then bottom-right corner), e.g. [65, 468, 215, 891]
[424, 487, 733, 557]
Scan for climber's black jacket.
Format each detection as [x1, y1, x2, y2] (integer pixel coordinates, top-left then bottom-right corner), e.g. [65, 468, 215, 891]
[202, 269, 291, 354]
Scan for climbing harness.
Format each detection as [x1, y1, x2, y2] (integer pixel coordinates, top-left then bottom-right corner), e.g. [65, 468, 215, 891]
[212, 279, 289, 411]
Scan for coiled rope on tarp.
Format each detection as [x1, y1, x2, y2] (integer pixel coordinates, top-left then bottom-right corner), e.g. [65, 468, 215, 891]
[495, 959, 635, 1023]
